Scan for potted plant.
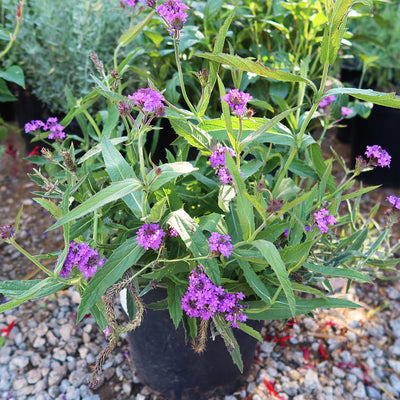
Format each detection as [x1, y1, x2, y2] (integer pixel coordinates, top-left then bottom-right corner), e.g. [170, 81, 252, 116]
[1, 0, 400, 398]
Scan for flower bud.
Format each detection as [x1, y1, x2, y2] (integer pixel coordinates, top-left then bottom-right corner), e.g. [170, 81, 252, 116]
[41, 147, 54, 162]
[61, 150, 77, 173]
[90, 52, 104, 74]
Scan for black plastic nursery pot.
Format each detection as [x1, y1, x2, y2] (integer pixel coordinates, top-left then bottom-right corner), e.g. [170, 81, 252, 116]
[349, 105, 400, 187]
[124, 288, 262, 400]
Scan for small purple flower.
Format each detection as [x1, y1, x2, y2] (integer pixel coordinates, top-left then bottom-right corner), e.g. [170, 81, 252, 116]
[104, 325, 111, 340]
[221, 89, 253, 116]
[217, 167, 234, 184]
[136, 223, 166, 250]
[24, 120, 45, 134]
[123, 0, 139, 7]
[128, 88, 165, 117]
[208, 232, 234, 258]
[169, 226, 179, 237]
[118, 100, 131, 116]
[156, 0, 189, 35]
[318, 95, 336, 108]
[209, 146, 236, 168]
[0, 224, 15, 240]
[181, 266, 247, 327]
[386, 195, 400, 210]
[365, 145, 391, 168]
[44, 117, 66, 140]
[341, 106, 353, 117]
[58, 242, 106, 279]
[314, 208, 337, 234]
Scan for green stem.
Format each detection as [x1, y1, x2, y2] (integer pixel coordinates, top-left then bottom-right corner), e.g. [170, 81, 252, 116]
[83, 110, 102, 139]
[9, 240, 55, 278]
[173, 39, 197, 116]
[137, 129, 148, 187]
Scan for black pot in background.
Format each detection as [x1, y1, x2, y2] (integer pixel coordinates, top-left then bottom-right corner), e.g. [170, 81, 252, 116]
[350, 105, 400, 187]
[124, 288, 262, 400]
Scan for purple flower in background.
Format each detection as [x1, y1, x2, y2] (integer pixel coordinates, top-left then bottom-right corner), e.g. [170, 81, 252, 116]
[137, 223, 166, 250]
[208, 232, 234, 258]
[314, 208, 337, 234]
[0, 224, 15, 240]
[118, 100, 131, 116]
[122, 0, 139, 6]
[128, 88, 165, 117]
[156, 0, 189, 35]
[386, 195, 400, 210]
[169, 226, 179, 237]
[222, 89, 253, 116]
[341, 106, 353, 117]
[318, 95, 336, 108]
[24, 120, 45, 134]
[365, 145, 391, 168]
[58, 242, 106, 279]
[209, 146, 236, 168]
[181, 266, 247, 327]
[104, 325, 111, 340]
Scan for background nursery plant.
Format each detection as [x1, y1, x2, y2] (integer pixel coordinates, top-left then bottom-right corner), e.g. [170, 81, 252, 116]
[1, 0, 400, 391]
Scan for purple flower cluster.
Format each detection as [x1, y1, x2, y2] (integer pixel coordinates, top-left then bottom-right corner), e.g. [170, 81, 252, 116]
[24, 117, 66, 140]
[314, 208, 337, 234]
[318, 95, 336, 108]
[128, 88, 166, 117]
[118, 100, 131, 116]
[169, 226, 179, 237]
[181, 266, 248, 328]
[341, 106, 353, 117]
[136, 223, 166, 250]
[209, 146, 236, 168]
[221, 89, 253, 116]
[386, 195, 400, 210]
[209, 146, 236, 184]
[0, 224, 15, 240]
[156, 0, 189, 35]
[122, 0, 139, 6]
[58, 242, 106, 279]
[208, 232, 234, 258]
[365, 145, 391, 168]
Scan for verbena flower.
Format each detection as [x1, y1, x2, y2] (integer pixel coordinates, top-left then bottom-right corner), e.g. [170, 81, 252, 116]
[0, 224, 15, 240]
[318, 95, 336, 108]
[128, 88, 166, 117]
[156, 0, 189, 35]
[24, 120, 45, 133]
[118, 100, 131, 116]
[137, 223, 166, 250]
[58, 242, 106, 279]
[181, 266, 247, 327]
[208, 232, 234, 258]
[314, 208, 337, 234]
[365, 145, 391, 168]
[104, 325, 111, 340]
[123, 0, 140, 7]
[209, 146, 236, 168]
[341, 106, 353, 117]
[221, 89, 253, 116]
[386, 195, 400, 210]
[169, 226, 179, 237]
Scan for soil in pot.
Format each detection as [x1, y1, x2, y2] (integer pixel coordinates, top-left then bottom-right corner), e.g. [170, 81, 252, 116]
[123, 288, 262, 400]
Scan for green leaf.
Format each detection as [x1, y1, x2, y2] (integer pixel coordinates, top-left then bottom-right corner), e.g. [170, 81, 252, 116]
[280, 241, 314, 265]
[0, 66, 25, 88]
[308, 143, 336, 193]
[147, 162, 197, 191]
[324, 88, 400, 109]
[32, 198, 62, 218]
[239, 106, 300, 150]
[77, 238, 145, 321]
[237, 322, 263, 342]
[237, 259, 271, 304]
[0, 78, 17, 102]
[225, 153, 254, 240]
[48, 179, 142, 231]
[167, 280, 183, 329]
[250, 240, 296, 318]
[169, 118, 212, 152]
[0, 279, 67, 300]
[218, 184, 235, 212]
[304, 262, 372, 282]
[118, 10, 155, 47]
[248, 297, 362, 320]
[198, 53, 317, 92]
[102, 137, 144, 218]
[79, 137, 128, 164]
[212, 313, 243, 372]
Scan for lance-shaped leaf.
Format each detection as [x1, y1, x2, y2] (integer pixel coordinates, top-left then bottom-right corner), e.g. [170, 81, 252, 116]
[102, 136, 144, 218]
[250, 240, 296, 318]
[118, 10, 155, 47]
[304, 263, 372, 282]
[323, 88, 400, 109]
[147, 162, 197, 191]
[48, 179, 142, 231]
[77, 238, 145, 321]
[198, 53, 317, 92]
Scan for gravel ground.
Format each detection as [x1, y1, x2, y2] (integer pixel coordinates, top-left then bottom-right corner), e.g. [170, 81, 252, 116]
[1, 128, 400, 400]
